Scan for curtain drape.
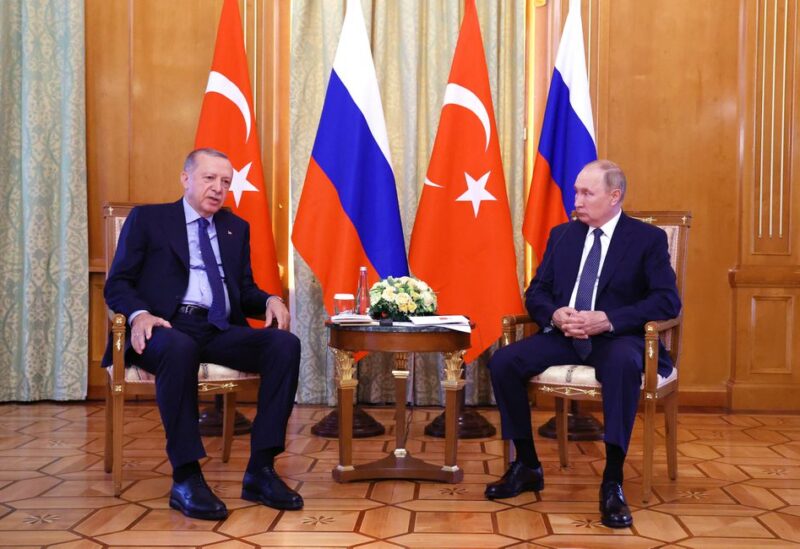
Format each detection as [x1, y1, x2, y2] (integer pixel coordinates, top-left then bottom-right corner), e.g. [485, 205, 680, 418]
[0, 1, 88, 400]
[290, 0, 526, 405]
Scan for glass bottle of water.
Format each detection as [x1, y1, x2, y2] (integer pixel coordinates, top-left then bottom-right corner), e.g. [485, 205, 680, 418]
[355, 266, 368, 315]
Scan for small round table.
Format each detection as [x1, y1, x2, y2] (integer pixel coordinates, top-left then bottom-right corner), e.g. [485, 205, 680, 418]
[327, 322, 471, 483]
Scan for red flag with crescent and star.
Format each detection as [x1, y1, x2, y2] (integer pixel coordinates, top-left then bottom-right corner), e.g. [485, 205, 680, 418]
[194, 0, 282, 296]
[408, 0, 524, 364]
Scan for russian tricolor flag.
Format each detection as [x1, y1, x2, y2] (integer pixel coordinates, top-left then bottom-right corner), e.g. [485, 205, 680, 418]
[523, 0, 597, 261]
[292, 0, 408, 314]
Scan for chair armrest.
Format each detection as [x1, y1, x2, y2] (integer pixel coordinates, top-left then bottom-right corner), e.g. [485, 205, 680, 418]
[642, 315, 681, 394]
[502, 314, 534, 328]
[501, 314, 537, 346]
[649, 315, 681, 332]
[110, 312, 127, 390]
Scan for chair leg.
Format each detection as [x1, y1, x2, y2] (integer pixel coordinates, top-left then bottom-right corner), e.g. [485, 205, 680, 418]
[664, 392, 678, 481]
[555, 397, 569, 467]
[112, 386, 124, 497]
[222, 393, 236, 463]
[104, 382, 113, 474]
[641, 398, 656, 503]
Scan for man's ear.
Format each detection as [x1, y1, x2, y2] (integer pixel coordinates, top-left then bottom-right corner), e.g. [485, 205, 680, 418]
[180, 171, 189, 190]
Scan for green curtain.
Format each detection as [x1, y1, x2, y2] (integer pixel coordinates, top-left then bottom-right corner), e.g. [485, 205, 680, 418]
[0, 1, 88, 400]
[290, 0, 526, 405]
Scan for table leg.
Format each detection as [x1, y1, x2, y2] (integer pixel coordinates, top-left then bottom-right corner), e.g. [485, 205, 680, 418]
[441, 350, 466, 473]
[333, 349, 357, 475]
[392, 352, 409, 457]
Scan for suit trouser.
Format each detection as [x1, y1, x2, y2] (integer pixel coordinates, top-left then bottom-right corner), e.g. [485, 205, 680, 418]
[130, 312, 301, 467]
[488, 331, 666, 453]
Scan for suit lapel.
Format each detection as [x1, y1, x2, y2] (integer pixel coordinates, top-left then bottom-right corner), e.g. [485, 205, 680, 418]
[597, 212, 632, 295]
[560, 221, 588, 295]
[167, 200, 190, 270]
[214, 210, 236, 278]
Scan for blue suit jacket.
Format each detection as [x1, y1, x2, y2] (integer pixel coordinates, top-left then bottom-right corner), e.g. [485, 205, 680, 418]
[525, 212, 681, 372]
[102, 200, 271, 366]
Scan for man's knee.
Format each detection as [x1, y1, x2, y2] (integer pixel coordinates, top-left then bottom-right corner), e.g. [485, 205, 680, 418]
[258, 330, 301, 368]
[488, 344, 520, 381]
[145, 328, 200, 374]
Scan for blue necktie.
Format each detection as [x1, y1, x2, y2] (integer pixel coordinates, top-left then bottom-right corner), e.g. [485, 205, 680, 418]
[197, 217, 229, 330]
[572, 228, 603, 360]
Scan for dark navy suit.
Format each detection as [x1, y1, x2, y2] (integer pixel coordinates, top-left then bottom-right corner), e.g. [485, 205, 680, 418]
[103, 200, 300, 467]
[489, 212, 681, 452]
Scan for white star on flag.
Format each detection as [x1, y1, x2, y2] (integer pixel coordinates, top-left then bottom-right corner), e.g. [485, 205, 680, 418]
[229, 161, 259, 207]
[456, 171, 496, 218]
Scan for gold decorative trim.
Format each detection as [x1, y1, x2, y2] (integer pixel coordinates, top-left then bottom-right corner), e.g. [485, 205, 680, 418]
[645, 392, 656, 400]
[332, 348, 355, 384]
[113, 384, 123, 393]
[441, 465, 460, 473]
[648, 340, 655, 360]
[335, 465, 355, 472]
[392, 370, 410, 379]
[198, 382, 237, 392]
[114, 333, 122, 351]
[442, 350, 465, 384]
[394, 448, 407, 458]
[538, 385, 600, 397]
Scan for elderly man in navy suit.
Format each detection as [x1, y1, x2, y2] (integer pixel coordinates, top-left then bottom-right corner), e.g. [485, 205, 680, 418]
[485, 160, 680, 528]
[104, 148, 302, 520]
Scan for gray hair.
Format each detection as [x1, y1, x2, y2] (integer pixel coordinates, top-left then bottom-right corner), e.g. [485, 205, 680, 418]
[183, 148, 229, 172]
[586, 159, 626, 201]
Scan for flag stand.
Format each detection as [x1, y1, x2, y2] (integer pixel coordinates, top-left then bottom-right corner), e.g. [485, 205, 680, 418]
[423, 393, 496, 439]
[537, 400, 604, 441]
[198, 395, 252, 436]
[311, 407, 385, 438]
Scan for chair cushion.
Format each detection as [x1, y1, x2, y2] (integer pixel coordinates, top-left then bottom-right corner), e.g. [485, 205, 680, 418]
[107, 363, 259, 384]
[531, 364, 678, 389]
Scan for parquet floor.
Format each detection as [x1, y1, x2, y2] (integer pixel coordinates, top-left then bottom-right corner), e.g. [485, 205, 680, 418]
[0, 403, 799, 548]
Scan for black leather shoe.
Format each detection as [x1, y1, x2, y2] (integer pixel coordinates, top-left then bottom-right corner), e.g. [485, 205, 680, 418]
[242, 466, 303, 510]
[169, 474, 228, 521]
[484, 461, 544, 499]
[599, 480, 633, 528]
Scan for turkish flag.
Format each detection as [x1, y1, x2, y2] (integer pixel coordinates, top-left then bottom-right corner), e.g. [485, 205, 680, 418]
[194, 0, 282, 296]
[409, 0, 524, 364]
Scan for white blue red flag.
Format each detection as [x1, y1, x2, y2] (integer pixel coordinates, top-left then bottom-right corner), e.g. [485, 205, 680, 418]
[522, 0, 597, 261]
[292, 0, 408, 314]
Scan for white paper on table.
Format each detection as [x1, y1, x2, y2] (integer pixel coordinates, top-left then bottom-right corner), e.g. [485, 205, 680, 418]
[408, 315, 471, 332]
[408, 315, 470, 326]
[330, 313, 377, 325]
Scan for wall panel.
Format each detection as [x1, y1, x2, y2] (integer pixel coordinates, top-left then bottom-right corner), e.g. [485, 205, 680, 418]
[730, 0, 800, 410]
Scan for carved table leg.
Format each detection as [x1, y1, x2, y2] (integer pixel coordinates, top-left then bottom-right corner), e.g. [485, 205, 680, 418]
[392, 353, 409, 457]
[333, 349, 357, 477]
[441, 350, 466, 476]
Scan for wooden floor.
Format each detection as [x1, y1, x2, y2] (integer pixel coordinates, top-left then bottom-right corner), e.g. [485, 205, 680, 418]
[0, 403, 799, 548]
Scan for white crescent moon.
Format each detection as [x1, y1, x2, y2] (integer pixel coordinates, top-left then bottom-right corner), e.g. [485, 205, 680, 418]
[424, 83, 492, 189]
[442, 83, 491, 151]
[204, 71, 251, 141]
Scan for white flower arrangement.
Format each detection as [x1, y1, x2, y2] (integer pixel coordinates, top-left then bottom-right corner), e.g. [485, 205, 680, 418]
[368, 276, 437, 321]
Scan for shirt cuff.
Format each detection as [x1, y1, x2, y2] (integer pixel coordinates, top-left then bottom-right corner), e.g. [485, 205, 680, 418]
[129, 310, 147, 325]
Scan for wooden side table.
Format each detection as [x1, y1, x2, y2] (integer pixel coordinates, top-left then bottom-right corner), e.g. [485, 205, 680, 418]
[327, 323, 471, 483]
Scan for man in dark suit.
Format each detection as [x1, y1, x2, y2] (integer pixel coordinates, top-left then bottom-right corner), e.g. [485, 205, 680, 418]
[484, 160, 680, 528]
[104, 148, 302, 520]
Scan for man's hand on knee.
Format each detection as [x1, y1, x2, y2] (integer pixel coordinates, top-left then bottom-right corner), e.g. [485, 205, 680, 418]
[265, 296, 291, 330]
[130, 312, 172, 354]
